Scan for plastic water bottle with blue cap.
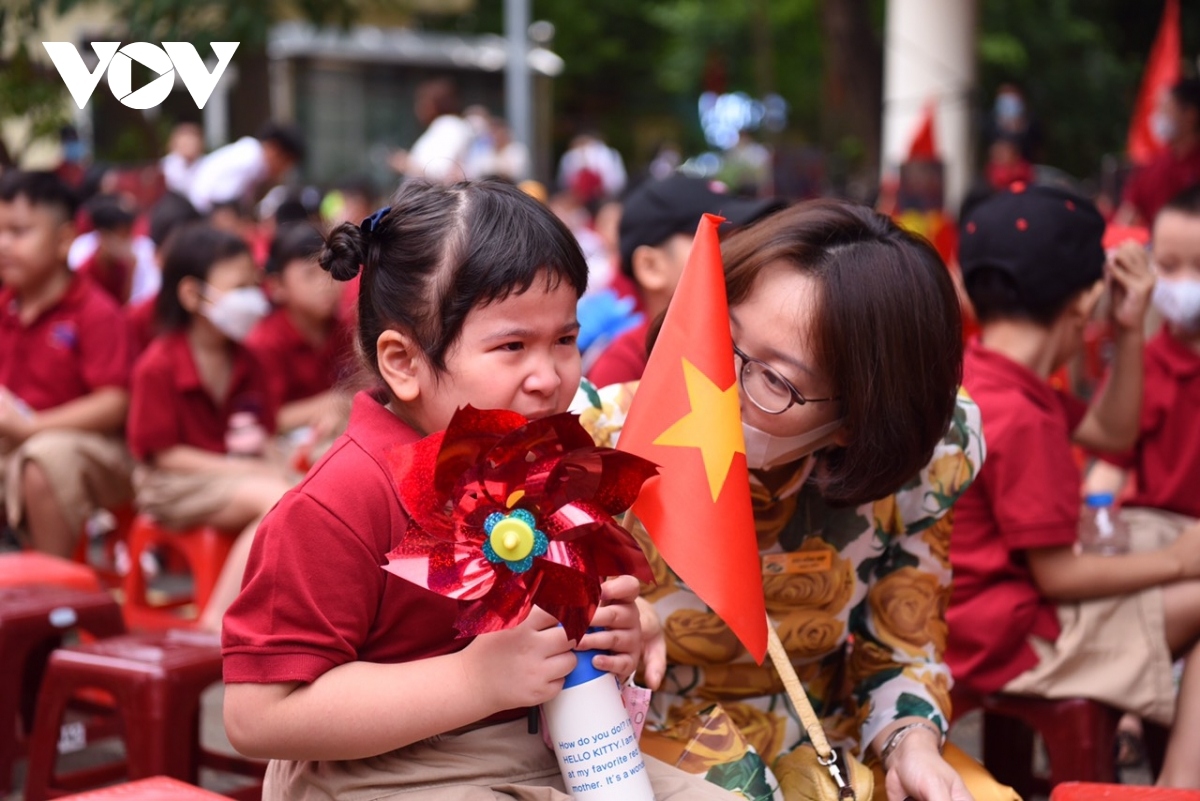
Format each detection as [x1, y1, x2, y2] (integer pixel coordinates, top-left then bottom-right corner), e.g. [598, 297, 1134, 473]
[1079, 492, 1130, 556]
[542, 637, 655, 800]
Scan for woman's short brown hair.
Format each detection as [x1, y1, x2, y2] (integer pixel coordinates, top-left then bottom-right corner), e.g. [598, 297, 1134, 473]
[723, 199, 963, 507]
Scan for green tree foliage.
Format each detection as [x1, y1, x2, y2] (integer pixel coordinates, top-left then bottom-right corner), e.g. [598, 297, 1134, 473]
[978, 0, 1200, 179]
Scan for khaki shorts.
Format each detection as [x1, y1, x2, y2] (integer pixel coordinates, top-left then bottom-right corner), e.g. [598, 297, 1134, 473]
[1003, 507, 1193, 726]
[133, 467, 244, 531]
[264, 718, 738, 800]
[2, 430, 133, 536]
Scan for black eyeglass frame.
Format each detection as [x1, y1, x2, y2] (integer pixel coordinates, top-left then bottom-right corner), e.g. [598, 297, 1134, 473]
[732, 343, 840, 415]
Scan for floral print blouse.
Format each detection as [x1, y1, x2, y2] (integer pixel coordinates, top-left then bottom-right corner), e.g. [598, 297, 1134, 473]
[572, 381, 985, 767]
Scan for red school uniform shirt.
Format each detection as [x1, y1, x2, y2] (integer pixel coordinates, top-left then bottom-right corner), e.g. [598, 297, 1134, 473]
[1122, 144, 1200, 224]
[1101, 329, 1200, 519]
[244, 308, 355, 406]
[0, 274, 132, 412]
[586, 318, 650, 388]
[946, 340, 1089, 695]
[124, 295, 158, 358]
[76, 251, 133, 306]
[127, 331, 278, 460]
[222, 392, 525, 731]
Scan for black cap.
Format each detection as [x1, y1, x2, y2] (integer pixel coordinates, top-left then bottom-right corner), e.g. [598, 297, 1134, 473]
[619, 175, 784, 275]
[959, 183, 1105, 312]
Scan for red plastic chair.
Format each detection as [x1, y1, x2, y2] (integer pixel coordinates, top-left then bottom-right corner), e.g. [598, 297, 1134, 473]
[1052, 783, 1200, 800]
[953, 690, 1121, 798]
[23, 630, 265, 800]
[0, 551, 102, 593]
[54, 775, 230, 799]
[72, 504, 135, 590]
[0, 586, 125, 794]
[121, 515, 236, 630]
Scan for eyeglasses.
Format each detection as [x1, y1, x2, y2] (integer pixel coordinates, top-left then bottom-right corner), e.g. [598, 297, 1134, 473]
[733, 344, 839, 415]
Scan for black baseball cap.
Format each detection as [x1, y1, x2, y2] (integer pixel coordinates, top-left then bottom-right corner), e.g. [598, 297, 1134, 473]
[959, 183, 1105, 313]
[619, 175, 784, 276]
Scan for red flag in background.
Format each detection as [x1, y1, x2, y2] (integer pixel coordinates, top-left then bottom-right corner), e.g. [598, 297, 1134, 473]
[617, 214, 767, 663]
[1127, 0, 1181, 165]
[908, 101, 939, 161]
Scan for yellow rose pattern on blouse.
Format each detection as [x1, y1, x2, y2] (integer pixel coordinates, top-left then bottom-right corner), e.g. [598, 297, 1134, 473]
[572, 381, 985, 790]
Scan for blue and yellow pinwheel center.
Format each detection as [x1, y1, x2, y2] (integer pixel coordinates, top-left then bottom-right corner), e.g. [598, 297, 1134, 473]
[482, 509, 548, 574]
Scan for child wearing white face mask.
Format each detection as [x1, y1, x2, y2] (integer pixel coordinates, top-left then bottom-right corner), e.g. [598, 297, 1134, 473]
[127, 222, 292, 632]
[1087, 184, 1200, 559]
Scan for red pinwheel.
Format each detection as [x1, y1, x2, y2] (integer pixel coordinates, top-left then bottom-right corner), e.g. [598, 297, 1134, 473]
[383, 406, 658, 642]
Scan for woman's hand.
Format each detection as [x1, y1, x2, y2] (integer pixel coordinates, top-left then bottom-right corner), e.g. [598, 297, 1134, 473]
[578, 575, 643, 682]
[884, 730, 973, 801]
[637, 597, 666, 689]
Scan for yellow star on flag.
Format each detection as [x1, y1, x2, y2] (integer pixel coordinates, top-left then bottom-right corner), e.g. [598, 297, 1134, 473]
[653, 358, 746, 502]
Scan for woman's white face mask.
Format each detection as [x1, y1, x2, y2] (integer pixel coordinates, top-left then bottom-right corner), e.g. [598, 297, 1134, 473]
[741, 417, 844, 471]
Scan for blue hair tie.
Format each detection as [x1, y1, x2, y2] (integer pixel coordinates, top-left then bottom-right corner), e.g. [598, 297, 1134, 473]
[360, 206, 391, 235]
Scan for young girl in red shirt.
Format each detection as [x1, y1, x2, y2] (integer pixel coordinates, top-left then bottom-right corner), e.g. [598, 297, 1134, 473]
[127, 223, 292, 631]
[221, 180, 734, 799]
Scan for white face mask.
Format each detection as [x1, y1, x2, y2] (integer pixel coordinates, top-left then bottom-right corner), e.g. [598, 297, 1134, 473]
[742, 417, 845, 471]
[1153, 276, 1200, 332]
[203, 285, 270, 342]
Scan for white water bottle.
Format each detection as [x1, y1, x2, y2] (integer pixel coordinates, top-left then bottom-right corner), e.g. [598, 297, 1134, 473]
[543, 648, 656, 801]
[1079, 492, 1130, 556]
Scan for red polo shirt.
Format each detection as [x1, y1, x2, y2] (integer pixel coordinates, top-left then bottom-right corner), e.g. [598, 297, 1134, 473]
[76, 252, 133, 305]
[222, 392, 493, 685]
[124, 295, 157, 357]
[0, 275, 131, 412]
[1102, 330, 1200, 519]
[586, 319, 650, 388]
[946, 340, 1089, 694]
[1122, 144, 1200, 224]
[245, 309, 355, 406]
[127, 331, 278, 460]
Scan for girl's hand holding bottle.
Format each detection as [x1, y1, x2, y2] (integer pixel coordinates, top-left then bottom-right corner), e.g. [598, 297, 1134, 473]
[459, 606, 578, 711]
[577, 575, 645, 682]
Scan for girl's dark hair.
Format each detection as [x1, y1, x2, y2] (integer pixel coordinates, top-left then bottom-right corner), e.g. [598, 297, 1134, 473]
[723, 199, 963, 507]
[156, 223, 251, 331]
[266, 221, 324, 275]
[320, 179, 588, 375]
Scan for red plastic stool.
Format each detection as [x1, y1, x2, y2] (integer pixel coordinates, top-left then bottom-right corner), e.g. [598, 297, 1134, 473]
[0, 586, 125, 794]
[954, 691, 1121, 798]
[0, 552, 102, 592]
[1052, 783, 1200, 800]
[73, 505, 135, 590]
[23, 630, 265, 800]
[122, 515, 235, 630]
[55, 775, 229, 799]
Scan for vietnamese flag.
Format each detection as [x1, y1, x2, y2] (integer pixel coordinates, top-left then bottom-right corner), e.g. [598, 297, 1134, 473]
[1127, 0, 1181, 165]
[617, 213, 767, 663]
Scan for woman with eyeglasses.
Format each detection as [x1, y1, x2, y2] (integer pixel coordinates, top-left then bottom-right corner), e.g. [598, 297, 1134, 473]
[577, 200, 1000, 801]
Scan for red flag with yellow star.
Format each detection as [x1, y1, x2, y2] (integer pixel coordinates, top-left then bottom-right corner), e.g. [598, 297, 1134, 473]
[617, 213, 767, 662]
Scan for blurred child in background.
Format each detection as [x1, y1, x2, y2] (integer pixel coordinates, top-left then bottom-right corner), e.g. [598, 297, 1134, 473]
[247, 222, 353, 453]
[0, 171, 134, 557]
[1088, 184, 1200, 562]
[76, 193, 137, 304]
[127, 222, 290, 631]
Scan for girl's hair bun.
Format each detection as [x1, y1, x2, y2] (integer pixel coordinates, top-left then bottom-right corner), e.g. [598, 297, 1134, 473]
[320, 222, 366, 282]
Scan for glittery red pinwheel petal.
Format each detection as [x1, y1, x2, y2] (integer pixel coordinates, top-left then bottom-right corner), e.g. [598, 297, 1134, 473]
[386, 406, 658, 640]
[454, 569, 538, 637]
[382, 528, 497, 601]
[433, 406, 528, 501]
[543, 450, 660, 516]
